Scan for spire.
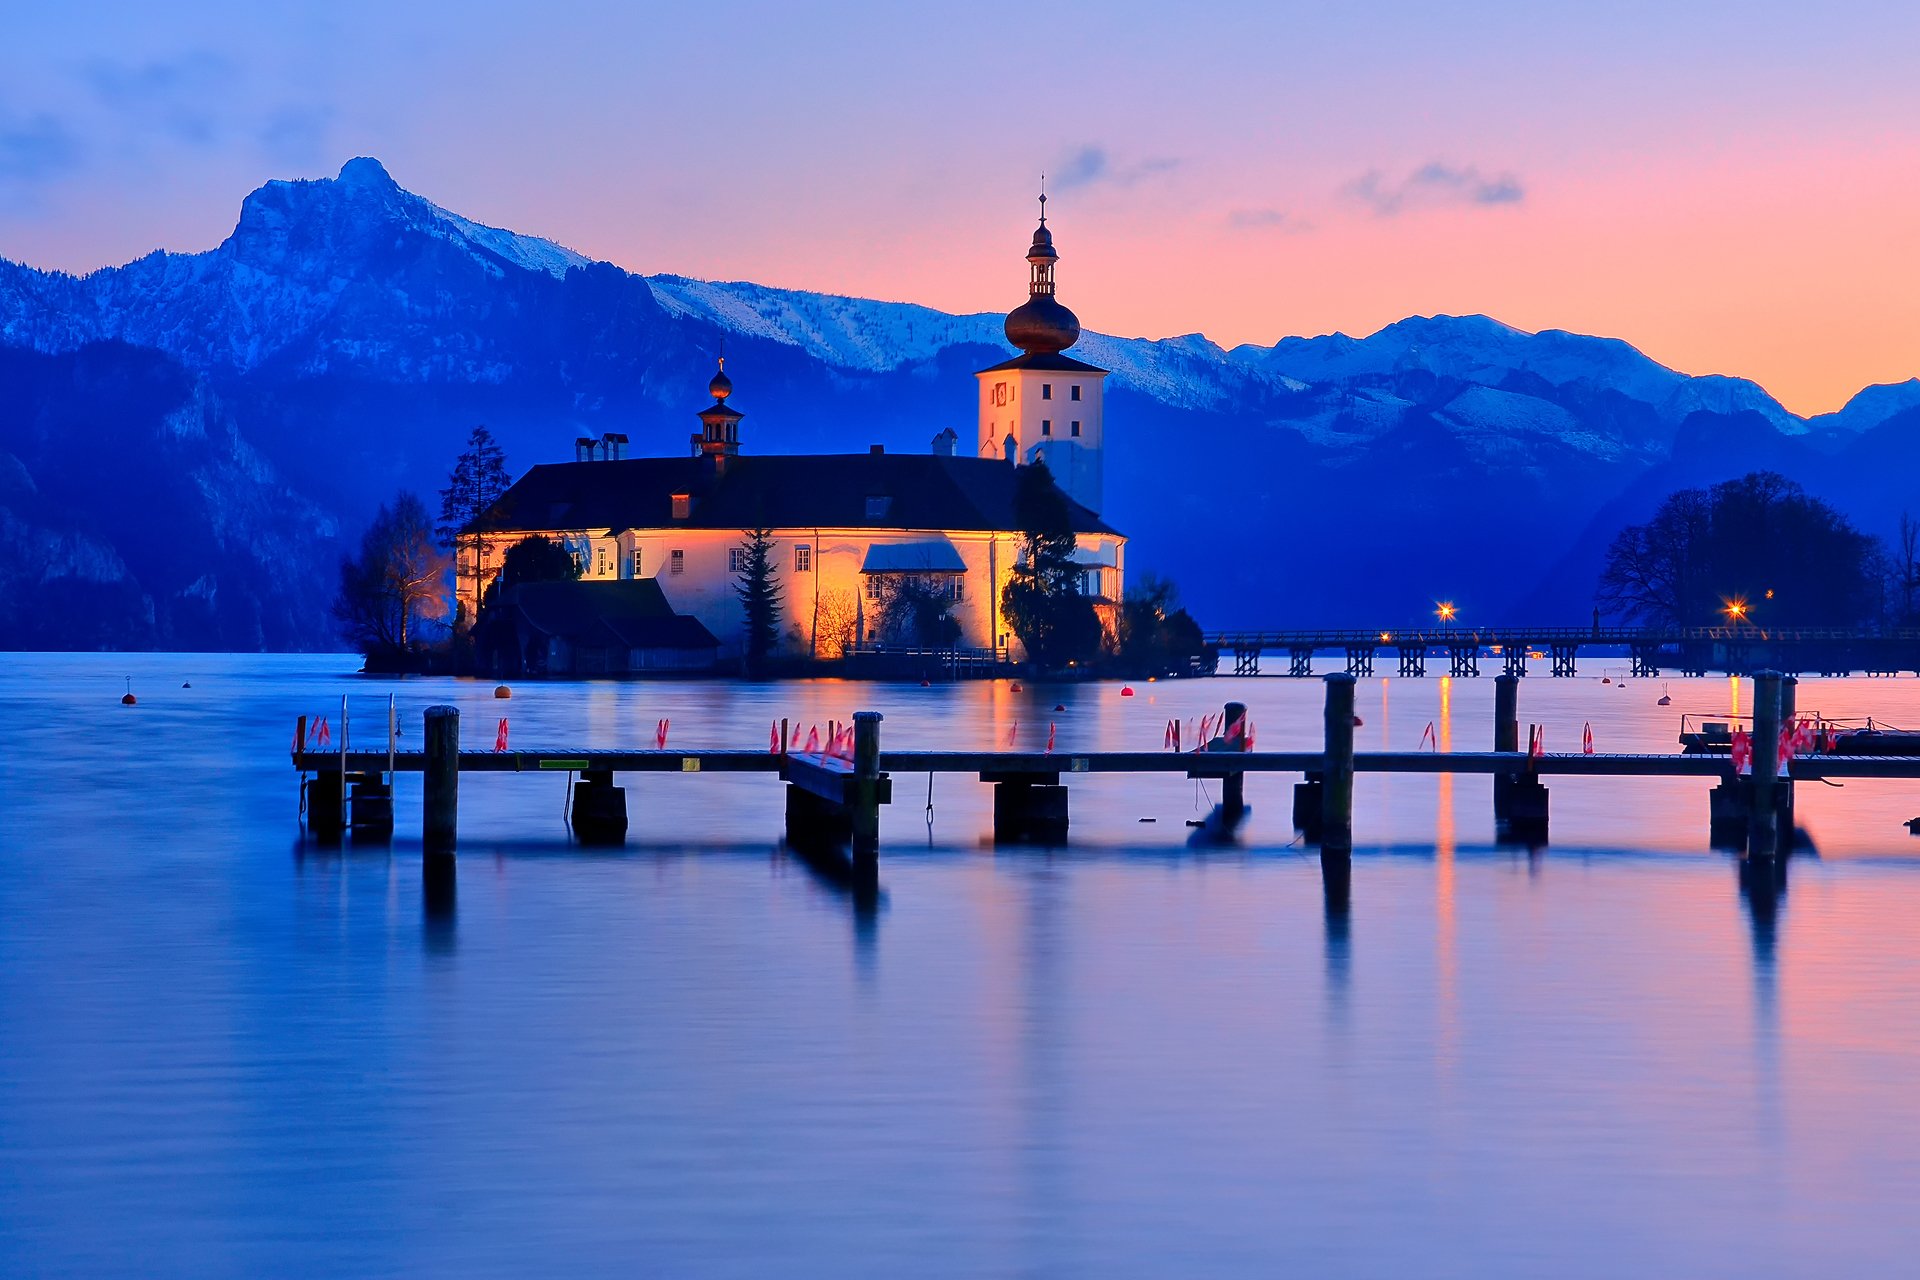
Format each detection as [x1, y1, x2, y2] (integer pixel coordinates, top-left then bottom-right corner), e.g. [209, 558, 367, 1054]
[693, 357, 743, 467]
[1004, 188, 1079, 355]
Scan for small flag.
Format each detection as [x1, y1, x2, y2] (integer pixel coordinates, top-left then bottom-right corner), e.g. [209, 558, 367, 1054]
[495, 718, 509, 752]
[1046, 722, 1056, 754]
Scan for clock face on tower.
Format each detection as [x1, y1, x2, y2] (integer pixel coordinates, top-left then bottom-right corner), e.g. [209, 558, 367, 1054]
[992, 382, 1009, 407]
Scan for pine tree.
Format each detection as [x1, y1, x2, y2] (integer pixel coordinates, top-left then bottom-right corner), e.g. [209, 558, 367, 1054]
[1001, 459, 1103, 668]
[437, 425, 511, 548]
[734, 527, 784, 676]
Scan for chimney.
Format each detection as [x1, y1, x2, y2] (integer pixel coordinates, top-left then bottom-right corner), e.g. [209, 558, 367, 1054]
[602, 432, 628, 461]
[574, 436, 595, 462]
[870, 444, 885, 456]
[931, 428, 958, 457]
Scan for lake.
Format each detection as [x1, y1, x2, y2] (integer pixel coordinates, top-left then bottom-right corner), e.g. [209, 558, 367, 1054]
[4, 652, 1920, 1276]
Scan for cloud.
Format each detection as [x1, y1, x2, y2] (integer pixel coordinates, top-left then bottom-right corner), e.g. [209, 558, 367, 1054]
[259, 106, 334, 165]
[1228, 207, 1310, 233]
[1050, 145, 1180, 191]
[82, 51, 238, 147]
[1344, 163, 1525, 216]
[0, 113, 81, 184]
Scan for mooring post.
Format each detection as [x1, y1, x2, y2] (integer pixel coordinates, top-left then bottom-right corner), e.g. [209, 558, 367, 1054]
[1777, 675, 1798, 848]
[1221, 700, 1248, 818]
[1749, 670, 1781, 858]
[1322, 674, 1356, 854]
[423, 705, 459, 855]
[851, 711, 883, 865]
[1493, 673, 1519, 822]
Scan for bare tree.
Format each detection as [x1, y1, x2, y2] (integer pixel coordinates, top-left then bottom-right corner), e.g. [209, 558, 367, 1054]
[1898, 512, 1920, 623]
[813, 589, 860, 660]
[334, 492, 452, 656]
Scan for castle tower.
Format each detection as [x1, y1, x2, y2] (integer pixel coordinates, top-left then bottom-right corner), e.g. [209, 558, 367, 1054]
[692, 357, 743, 472]
[975, 191, 1109, 513]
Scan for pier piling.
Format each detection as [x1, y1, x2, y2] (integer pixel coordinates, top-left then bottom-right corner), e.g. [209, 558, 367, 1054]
[1492, 674, 1519, 822]
[1221, 701, 1248, 819]
[571, 768, 628, 844]
[1749, 671, 1782, 859]
[851, 712, 884, 868]
[423, 705, 459, 854]
[1322, 674, 1356, 854]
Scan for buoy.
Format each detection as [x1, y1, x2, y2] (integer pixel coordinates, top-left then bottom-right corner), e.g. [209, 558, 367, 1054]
[1602, 677, 1611, 685]
[920, 679, 931, 687]
[1053, 703, 1065, 712]
[181, 682, 191, 689]
[1010, 682, 1023, 692]
[1352, 715, 1363, 727]
[495, 685, 512, 699]
[1121, 687, 1135, 697]
[1148, 676, 1157, 682]
[1657, 695, 1671, 706]
[121, 677, 136, 706]
[1907, 817, 1920, 834]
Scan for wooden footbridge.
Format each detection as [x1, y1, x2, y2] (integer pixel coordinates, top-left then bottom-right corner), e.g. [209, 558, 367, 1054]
[1203, 626, 1920, 679]
[293, 673, 1919, 876]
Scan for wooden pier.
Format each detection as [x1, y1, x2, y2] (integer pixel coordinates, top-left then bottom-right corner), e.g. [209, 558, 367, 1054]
[292, 672, 1920, 871]
[1205, 625, 1920, 679]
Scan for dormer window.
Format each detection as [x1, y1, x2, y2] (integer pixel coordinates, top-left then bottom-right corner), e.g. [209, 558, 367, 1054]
[671, 493, 691, 520]
[865, 495, 893, 520]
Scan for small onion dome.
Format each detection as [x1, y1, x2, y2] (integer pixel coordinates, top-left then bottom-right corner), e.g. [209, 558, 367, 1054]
[1005, 294, 1081, 354]
[1027, 223, 1057, 263]
[708, 361, 733, 402]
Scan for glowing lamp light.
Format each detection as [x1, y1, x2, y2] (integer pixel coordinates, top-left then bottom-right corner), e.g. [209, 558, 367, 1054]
[1723, 598, 1749, 623]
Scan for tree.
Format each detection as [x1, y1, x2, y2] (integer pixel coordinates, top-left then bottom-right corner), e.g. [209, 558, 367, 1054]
[1116, 572, 1210, 674]
[470, 535, 581, 675]
[1896, 512, 1920, 624]
[734, 527, 783, 675]
[1000, 459, 1104, 667]
[436, 425, 512, 547]
[438, 426, 512, 632]
[813, 588, 860, 660]
[872, 575, 963, 648]
[333, 492, 452, 656]
[1598, 472, 1880, 627]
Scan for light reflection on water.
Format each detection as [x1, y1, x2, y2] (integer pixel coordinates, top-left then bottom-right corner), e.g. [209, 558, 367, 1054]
[3, 654, 1920, 1276]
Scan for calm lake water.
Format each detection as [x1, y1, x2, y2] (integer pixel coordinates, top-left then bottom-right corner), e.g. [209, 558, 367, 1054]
[5, 653, 1920, 1276]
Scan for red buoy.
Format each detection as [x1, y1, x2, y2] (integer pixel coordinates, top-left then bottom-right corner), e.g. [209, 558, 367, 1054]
[1121, 687, 1135, 697]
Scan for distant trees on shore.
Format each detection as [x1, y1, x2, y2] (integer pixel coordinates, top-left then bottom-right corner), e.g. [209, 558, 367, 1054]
[1598, 472, 1883, 627]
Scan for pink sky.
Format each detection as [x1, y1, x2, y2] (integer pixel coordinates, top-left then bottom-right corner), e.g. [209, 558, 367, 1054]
[4, 1, 1918, 416]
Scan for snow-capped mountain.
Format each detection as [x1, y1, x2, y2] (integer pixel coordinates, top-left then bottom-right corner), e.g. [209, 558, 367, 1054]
[0, 157, 1907, 646]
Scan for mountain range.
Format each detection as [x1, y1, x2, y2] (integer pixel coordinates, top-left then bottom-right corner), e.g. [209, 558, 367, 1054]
[1, 156, 1915, 649]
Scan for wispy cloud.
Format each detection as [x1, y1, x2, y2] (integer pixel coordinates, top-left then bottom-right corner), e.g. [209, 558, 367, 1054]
[83, 51, 238, 147]
[259, 105, 334, 165]
[0, 113, 81, 185]
[1228, 207, 1310, 233]
[1051, 145, 1180, 191]
[1344, 163, 1524, 216]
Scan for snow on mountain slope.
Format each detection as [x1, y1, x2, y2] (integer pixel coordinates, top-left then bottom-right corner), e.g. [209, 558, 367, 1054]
[1806, 379, 1920, 434]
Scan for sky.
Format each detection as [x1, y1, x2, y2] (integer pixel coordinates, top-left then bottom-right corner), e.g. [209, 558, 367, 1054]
[3, 0, 1919, 416]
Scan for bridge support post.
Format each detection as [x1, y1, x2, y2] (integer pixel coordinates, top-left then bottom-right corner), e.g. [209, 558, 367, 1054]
[1234, 645, 1260, 677]
[1294, 774, 1324, 837]
[1493, 674, 1519, 823]
[1398, 645, 1425, 678]
[1322, 674, 1356, 854]
[1345, 646, 1374, 678]
[1288, 646, 1312, 678]
[1449, 643, 1479, 678]
[1749, 671, 1781, 859]
[1504, 646, 1527, 678]
[571, 768, 628, 844]
[423, 705, 459, 855]
[1550, 644, 1579, 677]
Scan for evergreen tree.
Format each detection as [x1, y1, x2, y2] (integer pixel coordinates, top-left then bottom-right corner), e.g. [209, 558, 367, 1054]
[437, 425, 511, 548]
[1001, 460, 1104, 667]
[734, 527, 783, 675]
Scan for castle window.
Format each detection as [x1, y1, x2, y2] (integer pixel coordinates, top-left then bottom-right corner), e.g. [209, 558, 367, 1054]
[671, 493, 691, 520]
[670, 549, 685, 575]
[1041, 420, 1052, 436]
[1071, 420, 1081, 437]
[1071, 385, 1082, 401]
[794, 544, 812, 573]
[729, 547, 747, 573]
[1042, 384, 1053, 400]
[866, 495, 893, 519]
[628, 550, 641, 577]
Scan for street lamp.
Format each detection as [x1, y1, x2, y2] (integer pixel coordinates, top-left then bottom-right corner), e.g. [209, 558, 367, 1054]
[1723, 598, 1748, 625]
[1437, 601, 1457, 639]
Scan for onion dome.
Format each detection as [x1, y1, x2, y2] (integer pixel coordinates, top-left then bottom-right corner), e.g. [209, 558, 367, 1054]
[1004, 192, 1081, 355]
[708, 357, 733, 402]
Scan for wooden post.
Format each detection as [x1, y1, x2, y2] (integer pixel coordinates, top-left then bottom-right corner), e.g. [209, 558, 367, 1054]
[851, 711, 883, 865]
[1777, 675, 1797, 848]
[1322, 674, 1356, 854]
[424, 705, 459, 855]
[1749, 670, 1781, 859]
[1493, 673, 1518, 822]
[1221, 700, 1247, 818]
